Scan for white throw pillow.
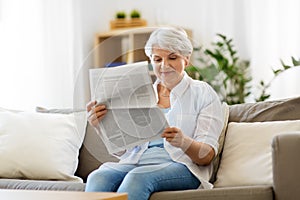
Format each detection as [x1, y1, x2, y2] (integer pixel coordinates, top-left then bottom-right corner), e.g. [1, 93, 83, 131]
[0, 108, 87, 181]
[214, 120, 300, 187]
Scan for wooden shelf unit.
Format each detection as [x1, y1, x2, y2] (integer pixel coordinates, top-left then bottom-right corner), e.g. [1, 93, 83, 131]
[94, 27, 156, 68]
[110, 19, 147, 30]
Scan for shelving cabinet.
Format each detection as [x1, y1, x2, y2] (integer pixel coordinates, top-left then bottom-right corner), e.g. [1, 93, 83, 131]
[94, 27, 156, 68]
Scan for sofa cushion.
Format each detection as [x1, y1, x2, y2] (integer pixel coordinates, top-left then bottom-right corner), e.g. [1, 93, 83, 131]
[150, 185, 273, 200]
[0, 179, 85, 191]
[214, 120, 300, 187]
[229, 96, 300, 122]
[0, 108, 86, 181]
[35, 107, 119, 182]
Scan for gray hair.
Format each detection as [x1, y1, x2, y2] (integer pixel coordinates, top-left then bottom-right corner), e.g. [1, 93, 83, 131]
[145, 27, 193, 58]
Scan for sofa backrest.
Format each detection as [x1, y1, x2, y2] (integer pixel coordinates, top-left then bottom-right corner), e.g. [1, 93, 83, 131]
[229, 96, 300, 122]
[76, 96, 300, 183]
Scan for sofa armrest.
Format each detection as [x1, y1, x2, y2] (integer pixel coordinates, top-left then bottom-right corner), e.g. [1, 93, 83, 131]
[272, 133, 300, 200]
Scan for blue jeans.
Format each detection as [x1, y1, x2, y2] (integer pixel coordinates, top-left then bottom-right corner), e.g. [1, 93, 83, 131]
[85, 161, 200, 200]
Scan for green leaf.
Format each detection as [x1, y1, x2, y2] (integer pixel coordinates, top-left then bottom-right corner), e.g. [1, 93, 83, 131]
[216, 33, 226, 40]
[185, 66, 198, 72]
[193, 33, 253, 104]
[292, 57, 300, 66]
[272, 68, 282, 75]
[193, 47, 201, 51]
[280, 59, 291, 70]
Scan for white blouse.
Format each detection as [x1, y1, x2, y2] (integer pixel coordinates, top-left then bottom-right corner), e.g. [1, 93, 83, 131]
[118, 72, 224, 189]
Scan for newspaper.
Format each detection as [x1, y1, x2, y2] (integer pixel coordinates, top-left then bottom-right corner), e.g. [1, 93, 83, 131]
[89, 61, 169, 154]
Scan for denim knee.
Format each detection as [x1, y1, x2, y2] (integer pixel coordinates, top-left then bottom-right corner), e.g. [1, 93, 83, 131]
[85, 168, 121, 192]
[117, 171, 153, 200]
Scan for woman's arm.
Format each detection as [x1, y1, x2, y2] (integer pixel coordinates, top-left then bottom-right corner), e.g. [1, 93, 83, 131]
[183, 137, 215, 165]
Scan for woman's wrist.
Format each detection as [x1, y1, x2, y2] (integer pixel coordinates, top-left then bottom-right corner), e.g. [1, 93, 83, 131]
[180, 136, 193, 152]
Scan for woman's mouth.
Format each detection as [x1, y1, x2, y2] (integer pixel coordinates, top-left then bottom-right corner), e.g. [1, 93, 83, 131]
[160, 71, 174, 76]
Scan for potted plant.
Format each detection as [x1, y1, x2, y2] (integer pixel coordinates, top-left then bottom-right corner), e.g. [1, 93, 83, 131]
[110, 10, 147, 30]
[115, 11, 126, 19]
[256, 57, 300, 101]
[130, 9, 141, 19]
[186, 34, 252, 105]
[186, 34, 300, 104]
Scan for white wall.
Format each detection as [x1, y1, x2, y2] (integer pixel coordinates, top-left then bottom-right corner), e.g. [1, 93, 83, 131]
[78, 0, 249, 64]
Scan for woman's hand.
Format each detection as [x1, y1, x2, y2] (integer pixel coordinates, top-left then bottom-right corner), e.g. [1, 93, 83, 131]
[86, 100, 108, 128]
[161, 127, 190, 150]
[162, 126, 215, 166]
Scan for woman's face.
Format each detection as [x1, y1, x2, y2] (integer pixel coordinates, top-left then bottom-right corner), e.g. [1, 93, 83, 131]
[151, 47, 189, 89]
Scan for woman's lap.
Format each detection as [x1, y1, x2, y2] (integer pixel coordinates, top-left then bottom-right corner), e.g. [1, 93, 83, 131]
[85, 162, 200, 200]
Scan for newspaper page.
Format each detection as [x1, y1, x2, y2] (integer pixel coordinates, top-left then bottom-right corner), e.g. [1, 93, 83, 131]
[89, 61, 169, 154]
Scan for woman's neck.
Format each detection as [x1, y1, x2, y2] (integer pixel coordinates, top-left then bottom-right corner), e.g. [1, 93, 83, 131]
[157, 84, 171, 108]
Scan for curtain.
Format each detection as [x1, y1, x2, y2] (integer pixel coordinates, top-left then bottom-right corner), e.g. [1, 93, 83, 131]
[0, 0, 77, 111]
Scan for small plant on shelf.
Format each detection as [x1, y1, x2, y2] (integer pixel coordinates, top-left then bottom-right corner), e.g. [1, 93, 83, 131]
[115, 11, 126, 19]
[110, 10, 147, 30]
[130, 9, 141, 19]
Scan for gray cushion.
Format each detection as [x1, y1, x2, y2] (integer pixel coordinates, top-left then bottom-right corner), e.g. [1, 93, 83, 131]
[229, 96, 300, 122]
[150, 185, 273, 200]
[0, 179, 85, 191]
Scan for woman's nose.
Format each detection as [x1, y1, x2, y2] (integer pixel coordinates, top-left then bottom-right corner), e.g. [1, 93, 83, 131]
[161, 59, 169, 68]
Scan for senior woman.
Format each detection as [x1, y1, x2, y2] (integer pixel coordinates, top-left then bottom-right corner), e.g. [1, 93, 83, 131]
[85, 27, 224, 200]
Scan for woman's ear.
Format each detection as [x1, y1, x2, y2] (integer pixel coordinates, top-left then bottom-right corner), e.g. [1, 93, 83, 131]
[184, 56, 190, 67]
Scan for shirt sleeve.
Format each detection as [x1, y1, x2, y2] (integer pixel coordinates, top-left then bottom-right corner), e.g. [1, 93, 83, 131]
[193, 83, 224, 156]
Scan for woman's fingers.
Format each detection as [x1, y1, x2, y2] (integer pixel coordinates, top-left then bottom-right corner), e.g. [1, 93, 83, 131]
[161, 127, 178, 142]
[90, 113, 105, 127]
[86, 100, 97, 112]
[162, 127, 179, 138]
[161, 127, 185, 148]
[87, 103, 108, 127]
[91, 108, 107, 121]
[94, 104, 106, 112]
[88, 103, 106, 117]
[89, 110, 107, 127]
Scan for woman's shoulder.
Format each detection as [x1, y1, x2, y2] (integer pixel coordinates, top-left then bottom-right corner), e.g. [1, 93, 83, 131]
[188, 77, 215, 92]
[187, 77, 219, 101]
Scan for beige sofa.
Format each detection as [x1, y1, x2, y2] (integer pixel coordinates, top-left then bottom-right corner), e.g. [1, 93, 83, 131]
[1, 97, 300, 200]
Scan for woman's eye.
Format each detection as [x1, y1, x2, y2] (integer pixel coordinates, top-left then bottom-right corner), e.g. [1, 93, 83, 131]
[169, 56, 177, 60]
[153, 58, 162, 62]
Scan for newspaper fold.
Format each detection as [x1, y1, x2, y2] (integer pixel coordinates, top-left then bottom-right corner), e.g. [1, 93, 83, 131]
[89, 61, 169, 154]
